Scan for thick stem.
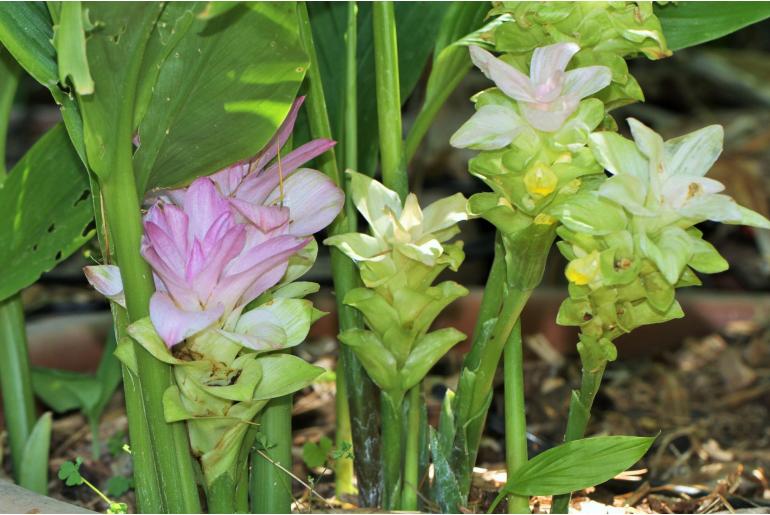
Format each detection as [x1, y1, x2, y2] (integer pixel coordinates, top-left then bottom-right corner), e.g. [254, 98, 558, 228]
[550, 363, 607, 514]
[372, 1, 407, 201]
[504, 320, 529, 514]
[207, 475, 237, 514]
[401, 386, 421, 510]
[100, 151, 200, 513]
[381, 391, 404, 510]
[251, 395, 293, 513]
[334, 350, 356, 497]
[89, 172, 164, 513]
[298, 3, 382, 505]
[0, 295, 36, 483]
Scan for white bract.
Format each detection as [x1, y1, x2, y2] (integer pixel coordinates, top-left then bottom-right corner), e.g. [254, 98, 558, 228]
[324, 170, 471, 268]
[451, 42, 611, 149]
[590, 118, 770, 230]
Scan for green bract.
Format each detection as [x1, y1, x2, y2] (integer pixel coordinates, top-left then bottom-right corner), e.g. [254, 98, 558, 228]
[553, 118, 770, 349]
[324, 171, 471, 399]
[118, 278, 324, 488]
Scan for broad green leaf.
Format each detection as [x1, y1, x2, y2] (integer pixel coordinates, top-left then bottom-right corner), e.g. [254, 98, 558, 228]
[308, 2, 448, 174]
[18, 412, 52, 495]
[31, 367, 102, 414]
[656, 2, 770, 51]
[134, 2, 309, 190]
[505, 435, 655, 496]
[0, 124, 94, 302]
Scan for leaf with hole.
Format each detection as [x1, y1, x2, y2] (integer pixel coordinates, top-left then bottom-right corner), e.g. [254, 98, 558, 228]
[0, 124, 94, 302]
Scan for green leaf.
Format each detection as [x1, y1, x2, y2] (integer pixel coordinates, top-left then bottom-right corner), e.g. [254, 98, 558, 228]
[0, 3, 58, 87]
[0, 124, 94, 302]
[656, 2, 770, 51]
[504, 435, 655, 496]
[58, 457, 84, 487]
[134, 2, 309, 190]
[252, 354, 324, 400]
[0, 3, 87, 161]
[18, 412, 52, 495]
[302, 435, 333, 469]
[308, 2, 449, 173]
[106, 475, 134, 498]
[31, 367, 102, 414]
[53, 2, 94, 94]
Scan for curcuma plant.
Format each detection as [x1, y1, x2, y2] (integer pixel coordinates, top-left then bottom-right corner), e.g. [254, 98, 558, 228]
[325, 171, 472, 509]
[86, 99, 343, 511]
[2, 1, 770, 514]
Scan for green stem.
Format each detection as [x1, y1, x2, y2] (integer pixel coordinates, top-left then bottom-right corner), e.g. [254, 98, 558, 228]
[372, 1, 407, 201]
[550, 362, 607, 514]
[100, 146, 200, 513]
[251, 395, 294, 513]
[504, 320, 529, 514]
[401, 386, 421, 510]
[207, 475, 237, 514]
[299, 3, 383, 505]
[0, 295, 36, 484]
[381, 391, 404, 510]
[334, 350, 356, 497]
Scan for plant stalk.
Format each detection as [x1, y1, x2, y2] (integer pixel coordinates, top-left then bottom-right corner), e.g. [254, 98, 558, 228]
[100, 148, 200, 513]
[381, 391, 404, 510]
[251, 395, 294, 513]
[0, 295, 36, 483]
[504, 320, 529, 514]
[207, 475, 237, 514]
[298, 2, 382, 505]
[372, 1, 407, 200]
[401, 386, 421, 510]
[550, 363, 607, 514]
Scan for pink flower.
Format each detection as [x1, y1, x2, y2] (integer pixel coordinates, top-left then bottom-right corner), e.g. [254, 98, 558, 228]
[86, 98, 344, 348]
[209, 97, 344, 237]
[141, 177, 311, 347]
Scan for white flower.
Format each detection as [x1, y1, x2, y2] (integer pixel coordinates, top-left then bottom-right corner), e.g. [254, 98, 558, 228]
[451, 43, 611, 149]
[324, 171, 470, 267]
[590, 118, 770, 229]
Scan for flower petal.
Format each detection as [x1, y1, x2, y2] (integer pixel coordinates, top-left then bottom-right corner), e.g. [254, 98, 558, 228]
[347, 170, 402, 237]
[449, 104, 526, 150]
[469, 46, 536, 102]
[149, 292, 223, 348]
[420, 193, 470, 235]
[184, 177, 232, 241]
[251, 97, 305, 171]
[563, 66, 612, 99]
[266, 168, 344, 236]
[598, 175, 652, 216]
[519, 97, 578, 132]
[677, 193, 742, 223]
[662, 176, 725, 210]
[323, 232, 388, 261]
[589, 131, 648, 181]
[84, 265, 126, 308]
[234, 298, 314, 350]
[663, 124, 723, 178]
[530, 42, 579, 86]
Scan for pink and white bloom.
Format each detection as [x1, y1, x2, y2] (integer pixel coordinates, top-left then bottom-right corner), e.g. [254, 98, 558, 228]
[451, 43, 611, 149]
[208, 97, 344, 238]
[86, 98, 344, 348]
[83, 265, 125, 308]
